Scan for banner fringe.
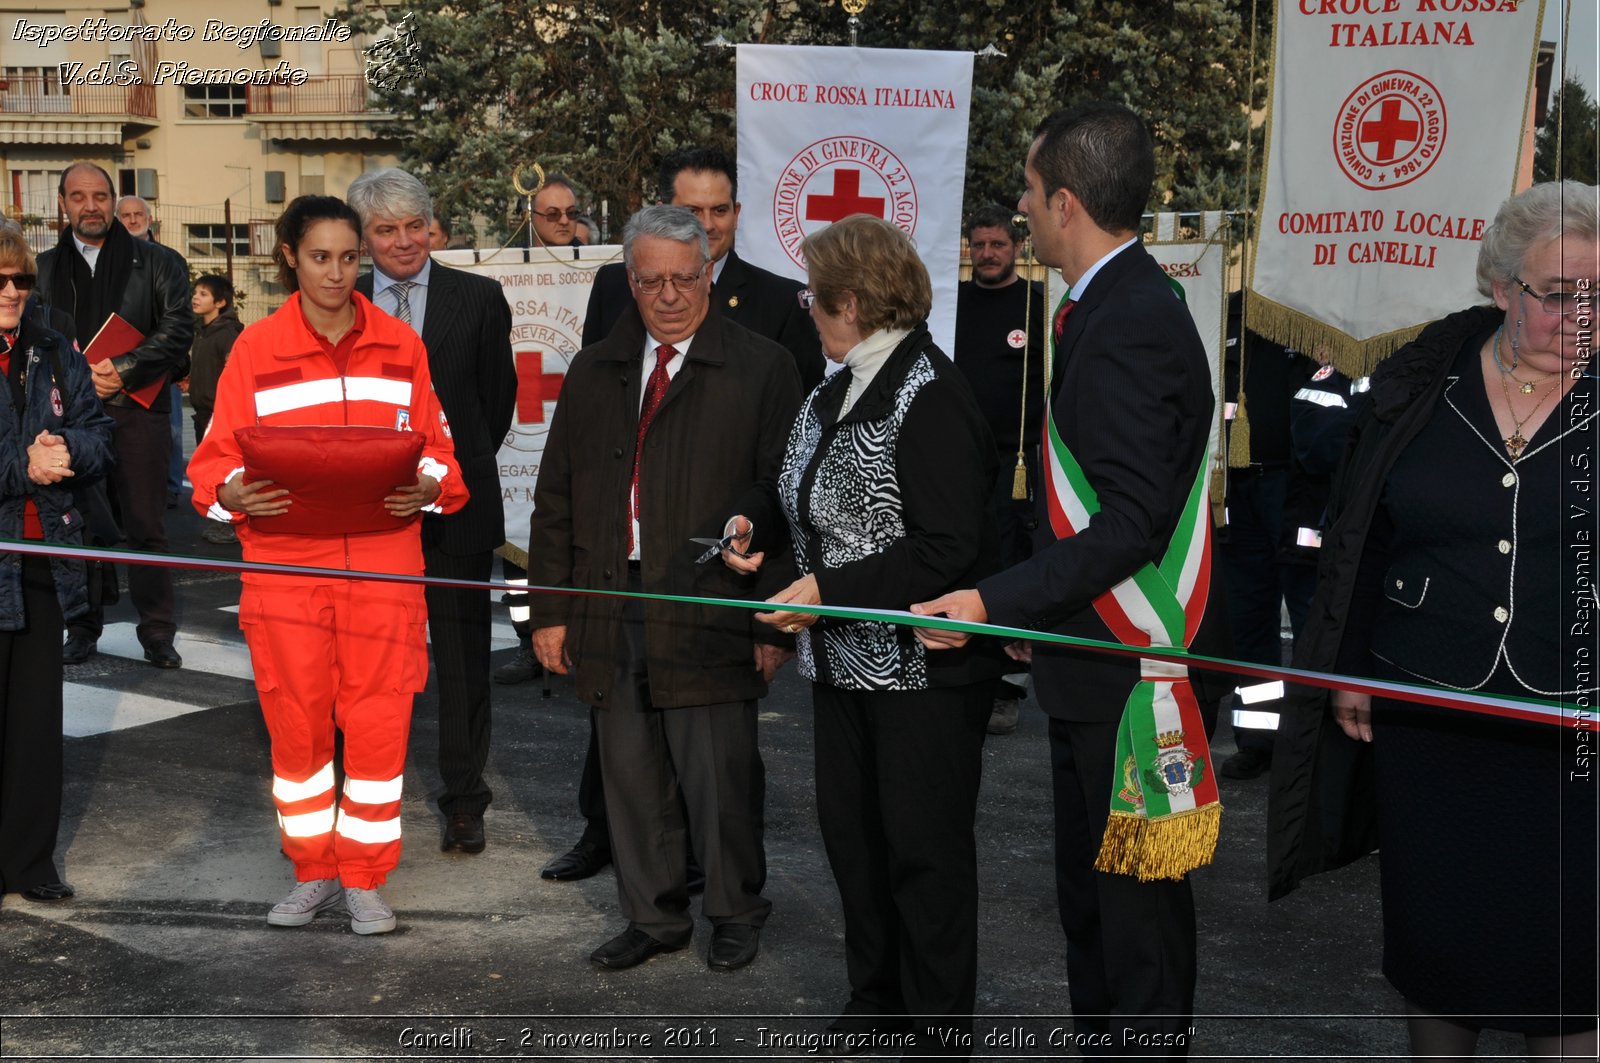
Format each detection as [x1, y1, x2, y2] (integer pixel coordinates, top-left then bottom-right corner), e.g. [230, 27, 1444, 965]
[1094, 805, 1222, 882]
[496, 541, 530, 570]
[1244, 289, 1424, 379]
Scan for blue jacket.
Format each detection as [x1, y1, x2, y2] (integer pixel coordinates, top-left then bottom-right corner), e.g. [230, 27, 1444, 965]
[0, 313, 116, 631]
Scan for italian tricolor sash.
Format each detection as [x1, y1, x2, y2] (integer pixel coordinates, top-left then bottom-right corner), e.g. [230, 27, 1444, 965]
[1042, 296, 1221, 882]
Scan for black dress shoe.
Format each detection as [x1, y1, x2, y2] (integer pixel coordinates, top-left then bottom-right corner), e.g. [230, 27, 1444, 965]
[1220, 746, 1271, 780]
[62, 632, 96, 665]
[143, 640, 182, 669]
[707, 923, 759, 971]
[22, 881, 75, 902]
[540, 839, 610, 881]
[589, 927, 683, 970]
[493, 643, 544, 685]
[442, 813, 486, 854]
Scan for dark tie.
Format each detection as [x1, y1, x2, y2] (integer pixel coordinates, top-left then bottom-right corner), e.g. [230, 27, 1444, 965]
[1052, 298, 1077, 346]
[628, 344, 676, 553]
[389, 281, 415, 326]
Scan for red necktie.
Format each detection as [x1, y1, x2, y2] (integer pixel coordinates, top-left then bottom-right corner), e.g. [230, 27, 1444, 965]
[1052, 298, 1077, 346]
[628, 344, 676, 553]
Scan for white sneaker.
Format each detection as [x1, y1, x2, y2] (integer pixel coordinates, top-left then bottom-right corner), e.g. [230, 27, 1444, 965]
[344, 886, 397, 935]
[266, 878, 341, 927]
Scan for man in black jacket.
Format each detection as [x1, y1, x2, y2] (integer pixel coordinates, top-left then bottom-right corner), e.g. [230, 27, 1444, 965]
[916, 102, 1216, 1053]
[537, 147, 824, 885]
[38, 162, 192, 669]
[349, 168, 517, 856]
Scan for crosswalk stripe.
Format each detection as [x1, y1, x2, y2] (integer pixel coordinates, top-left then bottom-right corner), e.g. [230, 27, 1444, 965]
[64, 687, 216, 738]
[214, 608, 517, 650]
[95, 623, 255, 681]
[65, 611, 522, 737]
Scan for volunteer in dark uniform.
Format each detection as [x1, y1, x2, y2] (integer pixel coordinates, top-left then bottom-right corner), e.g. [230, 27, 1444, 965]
[952, 204, 1047, 735]
[1217, 290, 1317, 778]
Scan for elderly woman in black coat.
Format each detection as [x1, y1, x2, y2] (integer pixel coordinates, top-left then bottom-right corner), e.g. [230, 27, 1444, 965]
[0, 226, 115, 902]
[721, 214, 1002, 1055]
[1269, 181, 1598, 1057]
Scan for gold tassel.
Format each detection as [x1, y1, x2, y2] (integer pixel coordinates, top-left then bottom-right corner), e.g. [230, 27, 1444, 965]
[1209, 464, 1227, 529]
[1094, 812, 1144, 877]
[1011, 453, 1028, 500]
[1094, 805, 1222, 882]
[1227, 389, 1252, 469]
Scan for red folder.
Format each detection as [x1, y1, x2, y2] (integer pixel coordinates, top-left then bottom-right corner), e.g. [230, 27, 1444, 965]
[234, 424, 426, 536]
[82, 312, 164, 409]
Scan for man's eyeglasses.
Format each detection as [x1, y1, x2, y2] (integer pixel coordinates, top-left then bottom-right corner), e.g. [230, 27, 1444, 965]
[0, 272, 37, 293]
[1513, 276, 1589, 317]
[797, 288, 816, 310]
[631, 270, 705, 295]
[536, 208, 581, 223]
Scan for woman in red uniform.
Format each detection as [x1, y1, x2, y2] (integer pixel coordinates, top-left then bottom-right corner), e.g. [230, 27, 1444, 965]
[189, 196, 464, 934]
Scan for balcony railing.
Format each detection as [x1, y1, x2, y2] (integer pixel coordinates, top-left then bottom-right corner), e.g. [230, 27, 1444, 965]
[0, 74, 156, 118]
[247, 75, 381, 116]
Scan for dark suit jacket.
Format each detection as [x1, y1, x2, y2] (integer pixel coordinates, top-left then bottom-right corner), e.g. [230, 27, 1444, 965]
[358, 261, 516, 556]
[527, 300, 801, 709]
[583, 249, 824, 391]
[978, 243, 1216, 722]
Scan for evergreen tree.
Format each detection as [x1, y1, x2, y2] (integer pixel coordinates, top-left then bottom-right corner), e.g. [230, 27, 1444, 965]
[1535, 76, 1599, 185]
[338, 0, 1264, 240]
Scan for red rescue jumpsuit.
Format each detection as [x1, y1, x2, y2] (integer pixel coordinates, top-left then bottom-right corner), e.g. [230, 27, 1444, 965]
[189, 292, 465, 888]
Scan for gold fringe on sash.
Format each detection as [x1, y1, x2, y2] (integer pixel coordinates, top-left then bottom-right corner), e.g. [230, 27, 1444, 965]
[1094, 804, 1222, 882]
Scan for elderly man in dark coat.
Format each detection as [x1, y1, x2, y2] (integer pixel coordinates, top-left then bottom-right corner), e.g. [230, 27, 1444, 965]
[526, 205, 801, 972]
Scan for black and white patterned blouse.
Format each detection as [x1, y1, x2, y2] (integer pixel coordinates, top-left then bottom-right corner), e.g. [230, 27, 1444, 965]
[778, 345, 941, 691]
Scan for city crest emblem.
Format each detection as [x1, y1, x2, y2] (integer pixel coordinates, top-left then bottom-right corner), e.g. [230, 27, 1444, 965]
[1117, 754, 1145, 812]
[1144, 729, 1203, 797]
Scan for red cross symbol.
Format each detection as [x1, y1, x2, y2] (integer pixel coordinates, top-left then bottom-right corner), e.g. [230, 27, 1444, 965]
[1359, 98, 1420, 163]
[515, 350, 565, 424]
[805, 169, 887, 223]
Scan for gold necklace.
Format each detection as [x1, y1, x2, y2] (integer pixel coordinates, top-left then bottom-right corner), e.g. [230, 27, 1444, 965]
[1498, 370, 1559, 460]
[1489, 325, 1558, 394]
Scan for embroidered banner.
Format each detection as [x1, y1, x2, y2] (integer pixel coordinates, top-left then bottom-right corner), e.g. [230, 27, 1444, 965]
[1248, 0, 1542, 375]
[735, 44, 974, 357]
[434, 244, 621, 548]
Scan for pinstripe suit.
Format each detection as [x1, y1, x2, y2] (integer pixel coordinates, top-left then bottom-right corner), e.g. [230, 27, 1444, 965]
[359, 261, 516, 816]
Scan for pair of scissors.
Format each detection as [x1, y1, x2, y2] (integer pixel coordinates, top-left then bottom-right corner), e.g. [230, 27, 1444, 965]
[690, 523, 753, 565]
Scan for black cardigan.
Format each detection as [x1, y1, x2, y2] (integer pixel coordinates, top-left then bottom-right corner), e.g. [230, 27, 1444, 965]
[1266, 305, 1504, 900]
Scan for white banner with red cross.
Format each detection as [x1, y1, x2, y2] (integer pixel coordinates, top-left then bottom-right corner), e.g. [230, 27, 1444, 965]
[1248, 0, 1542, 376]
[435, 245, 621, 548]
[735, 44, 974, 357]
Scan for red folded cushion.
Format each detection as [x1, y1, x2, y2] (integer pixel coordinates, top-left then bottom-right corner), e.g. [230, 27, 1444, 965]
[235, 425, 425, 536]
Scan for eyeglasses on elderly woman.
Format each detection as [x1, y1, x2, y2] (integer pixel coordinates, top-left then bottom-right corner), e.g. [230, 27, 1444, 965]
[1512, 276, 1591, 317]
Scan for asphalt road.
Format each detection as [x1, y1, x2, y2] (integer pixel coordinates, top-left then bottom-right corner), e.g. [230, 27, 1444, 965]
[0, 443, 1539, 1060]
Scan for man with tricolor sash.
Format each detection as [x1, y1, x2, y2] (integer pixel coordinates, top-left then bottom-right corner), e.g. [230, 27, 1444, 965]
[914, 101, 1218, 1053]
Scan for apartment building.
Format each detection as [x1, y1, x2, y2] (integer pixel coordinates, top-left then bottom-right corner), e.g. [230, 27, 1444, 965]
[1, 0, 403, 319]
